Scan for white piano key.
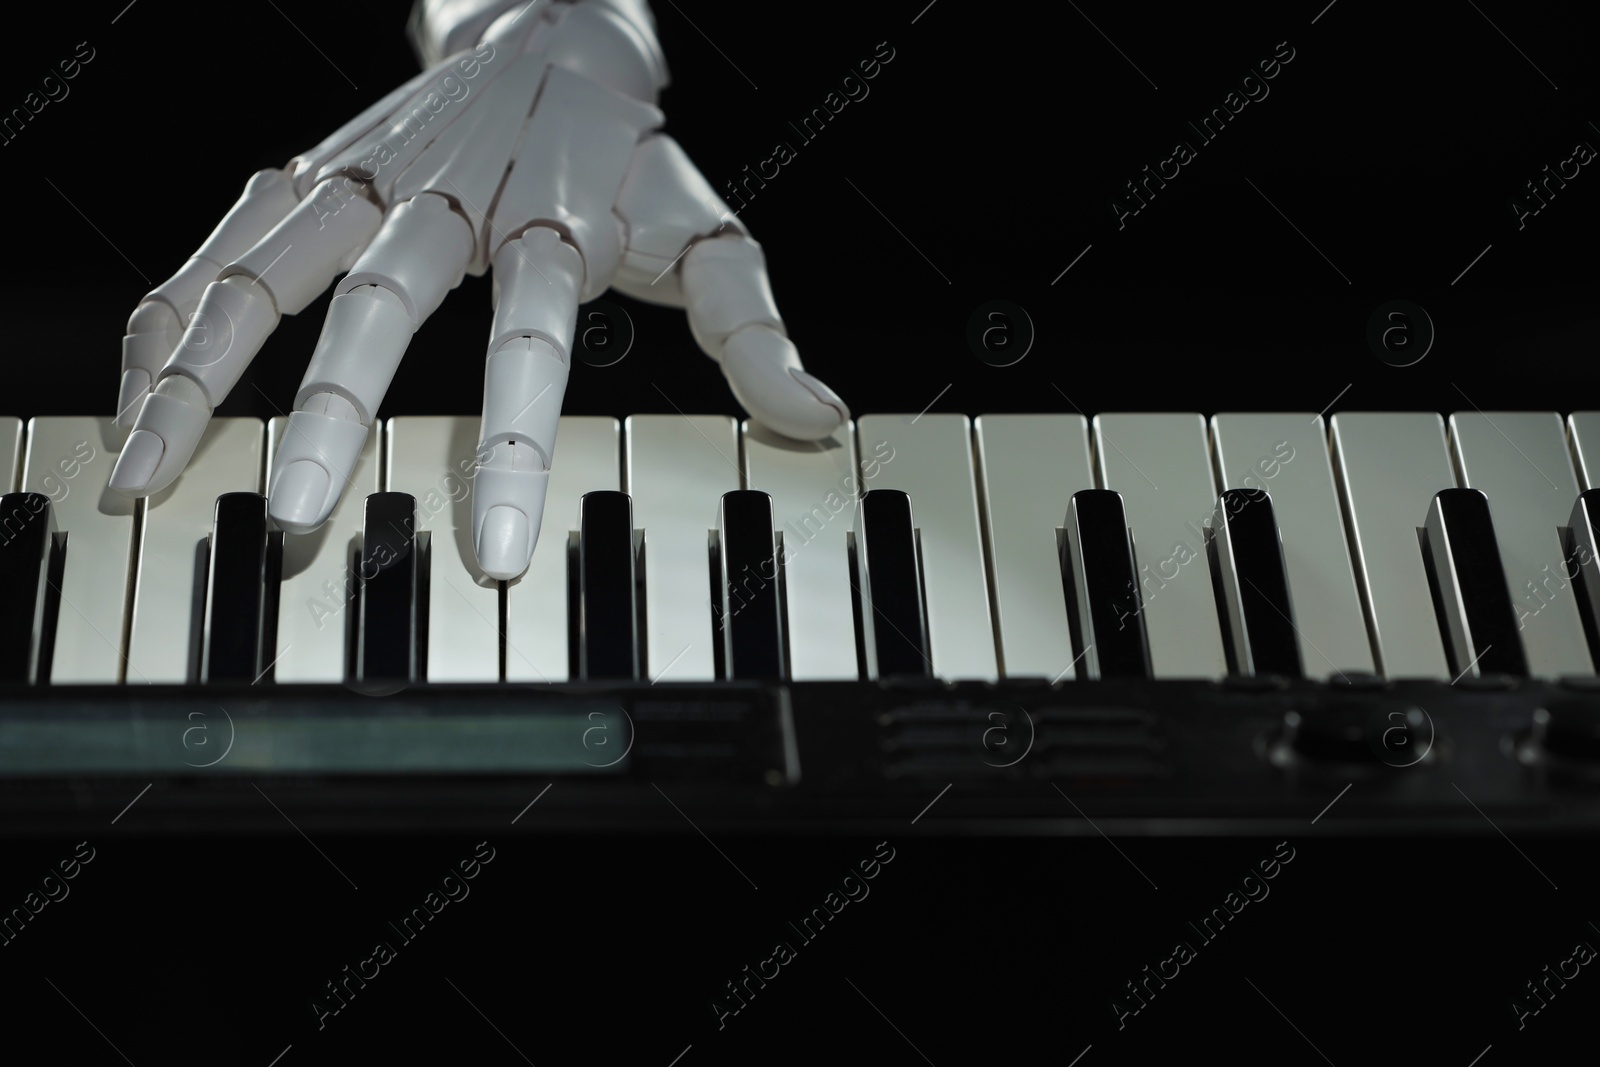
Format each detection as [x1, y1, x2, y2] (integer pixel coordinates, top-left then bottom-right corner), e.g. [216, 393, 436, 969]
[1329, 413, 1454, 678]
[0, 417, 21, 492]
[856, 414, 997, 681]
[505, 417, 620, 682]
[625, 415, 740, 681]
[386, 417, 502, 682]
[742, 421, 861, 680]
[1450, 412, 1590, 676]
[974, 414, 1092, 679]
[270, 417, 380, 683]
[23, 418, 135, 683]
[126, 419, 264, 683]
[1569, 413, 1600, 490]
[1211, 414, 1375, 678]
[1093, 414, 1226, 678]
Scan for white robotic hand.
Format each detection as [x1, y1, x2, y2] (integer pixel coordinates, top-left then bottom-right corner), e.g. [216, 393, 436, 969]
[111, 0, 847, 580]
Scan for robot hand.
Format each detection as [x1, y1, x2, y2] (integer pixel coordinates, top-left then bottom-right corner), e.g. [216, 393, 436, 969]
[110, 0, 847, 580]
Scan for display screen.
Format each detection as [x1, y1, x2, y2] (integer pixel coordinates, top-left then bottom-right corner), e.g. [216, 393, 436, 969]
[0, 698, 635, 774]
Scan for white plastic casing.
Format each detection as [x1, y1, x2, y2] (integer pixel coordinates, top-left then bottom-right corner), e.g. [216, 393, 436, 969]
[114, 0, 850, 579]
[119, 169, 302, 417]
[611, 133, 744, 306]
[296, 287, 415, 425]
[488, 226, 584, 360]
[390, 55, 547, 270]
[314, 43, 522, 206]
[490, 64, 661, 300]
[219, 178, 383, 316]
[337, 193, 473, 326]
[289, 62, 444, 199]
[409, 0, 668, 91]
[681, 236, 786, 360]
[164, 275, 282, 406]
[267, 409, 373, 533]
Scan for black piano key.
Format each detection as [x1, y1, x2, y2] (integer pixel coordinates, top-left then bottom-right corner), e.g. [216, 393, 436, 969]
[203, 493, 273, 683]
[854, 489, 931, 678]
[1423, 488, 1527, 677]
[1565, 489, 1600, 668]
[0, 492, 57, 684]
[578, 491, 639, 680]
[358, 492, 420, 683]
[1061, 489, 1152, 679]
[261, 529, 284, 678]
[1211, 488, 1303, 677]
[718, 490, 785, 679]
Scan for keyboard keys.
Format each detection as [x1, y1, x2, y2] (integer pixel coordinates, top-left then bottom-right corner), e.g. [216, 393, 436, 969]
[127, 418, 265, 683]
[24, 405, 1600, 691]
[0, 417, 21, 492]
[1567, 490, 1600, 665]
[1211, 489, 1302, 677]
[1424, 488, 1527, 677]
[1568, 413, 1600, 490]
[1450, 412, 1591, 676]
[269, 416, 379, 683]
[505, 416, 620, 682]
[625, 415, 740, 682]
[0, 493, 58, 683]
[856, 414, 996, 681]
[1329, 413, 1454, 679]
[576, 490, 639, 680]
[1211, 414, 1374, 677]
[855, 489, 931, 678]
[975, 414, 1093, 680]
[23, 418, 135, 684]
[386, 417, 500, 682]
[1093, 413, 1226, 678]
[203, 492, 275, 683]
[1061, 489, 1151, 679]
[741, 422, 860, 680]
[718, 490, 785, 679]
[358, 492, 421, 683]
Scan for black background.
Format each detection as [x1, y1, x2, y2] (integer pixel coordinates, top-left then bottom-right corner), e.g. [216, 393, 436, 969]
[4, 0, 1596, 420]
[2, 1, 1598, 1063]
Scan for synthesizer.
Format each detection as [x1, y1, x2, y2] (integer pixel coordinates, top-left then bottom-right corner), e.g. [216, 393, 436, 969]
[3, 411, 1600, 836]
